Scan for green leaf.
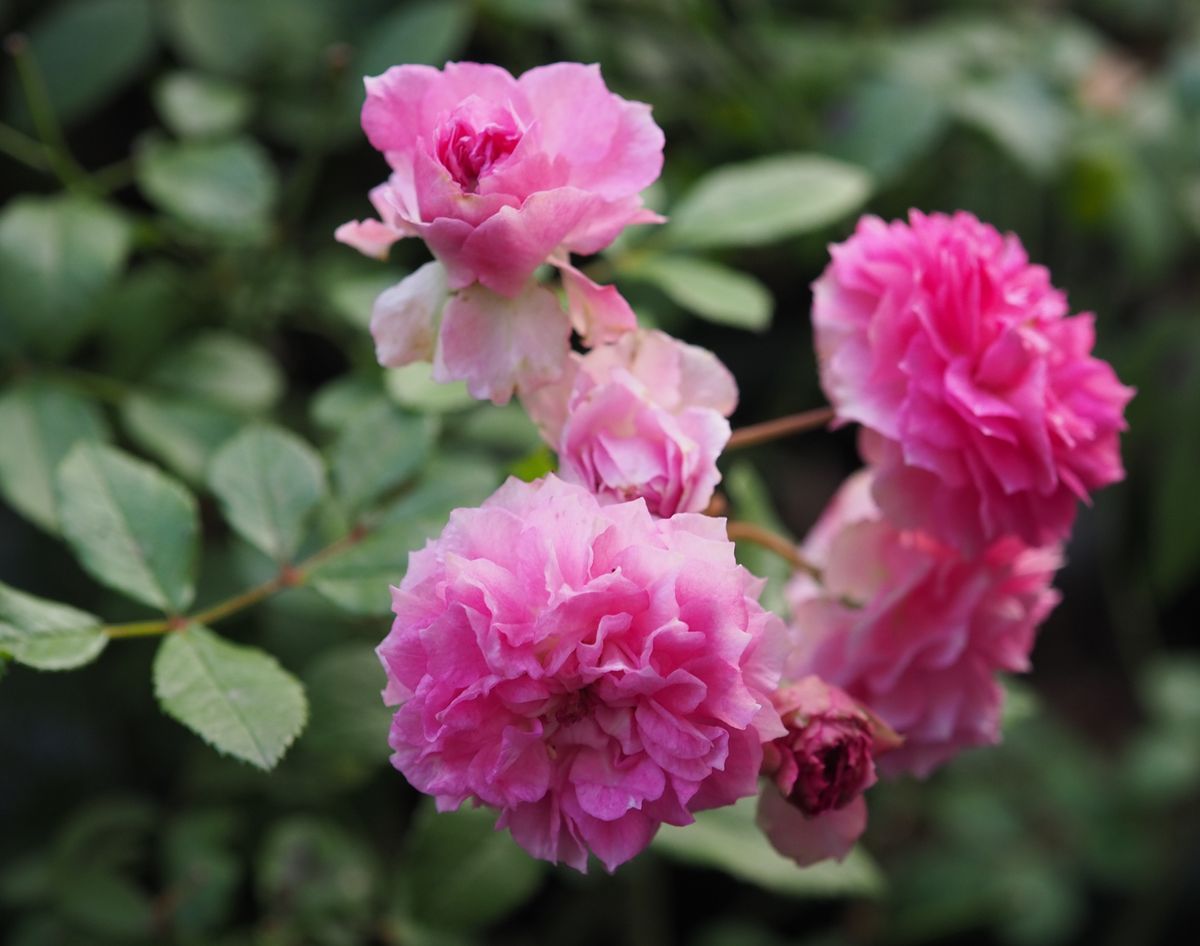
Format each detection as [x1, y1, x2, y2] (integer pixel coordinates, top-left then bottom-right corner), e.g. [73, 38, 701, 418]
[154, 71, 252, 138]
[120, 394, 243, 485]
[665, 154, 872, 249]
[829, 79, 947, 181]
[386, 363, 476, 413]
[356, 0, 473, 78]
[653, 795, 883, 898]
[0, 379, 110, 533]
[301, 645, 391, 770]
[154, 624, 307, 769]
[0, 581, 107, 671]
[4, 0, 154, 126]
[136, 136, 279, 241]
[952, 74, 1070, 177]
[398, 802, 545, 933]
[328, 399, 437, 513]
[151, 331, 284, 413]
[258, 817, 375, 938]
[628, 255, 772, 331]
[56, 443, 199, 613]
[723, 460, 792, 615]
[312, 462, 499, 614]
[163, 810, 243, 936]
[209, 425, 328, 562]
[0, 196, 132, 357]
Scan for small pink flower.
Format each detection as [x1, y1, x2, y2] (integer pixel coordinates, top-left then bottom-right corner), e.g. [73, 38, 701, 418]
[812, 210, 1134, 552]
[377, 475, 785, 872]
[785, 471, 1062, 777]
[522, 330, 738, 517]
[346, 61, 663, 403]
[757, 676, 895, 866]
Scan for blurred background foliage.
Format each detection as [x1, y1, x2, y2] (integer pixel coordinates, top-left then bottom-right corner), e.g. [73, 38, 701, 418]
[0, 0, 1197, 944]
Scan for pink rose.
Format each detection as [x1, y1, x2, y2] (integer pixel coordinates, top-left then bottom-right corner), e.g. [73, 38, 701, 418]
[377, 475, 785, 872]
[522, 330, 738, 517]
[785, 471, 1062, 777]
[344, 61, 663, 403]
[757, 676, 895, 866]
[812, 210, 1134, 552]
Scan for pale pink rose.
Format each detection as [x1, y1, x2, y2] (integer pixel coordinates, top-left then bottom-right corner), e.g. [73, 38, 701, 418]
[377, 475, 785, 872]
[785, 471, 1062, 777]
[757, 675, 894, 866]
[812, 210, 1134, 553]
[338, 61, 664, 297]
[522, 330, 738, 517]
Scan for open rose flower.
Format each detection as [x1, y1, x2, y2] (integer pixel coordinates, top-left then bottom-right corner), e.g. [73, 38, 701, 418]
[377, 475, 785, 872]
[340, 61, 663, 402]
[521, 329, 738, 517]
[812, 210, 1133, 552]
[757, 676, 896, 866]
[785, 471, 1062, 777]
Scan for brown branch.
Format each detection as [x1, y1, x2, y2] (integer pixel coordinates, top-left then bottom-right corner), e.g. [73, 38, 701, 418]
[726, 406, 834, 451]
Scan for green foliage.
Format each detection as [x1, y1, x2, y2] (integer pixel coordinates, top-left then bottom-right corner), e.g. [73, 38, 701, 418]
[627, 255, 773, 331]
[395, 801, 546, 933]
[0, 581, 106, 670]
[0, 195, 131, 357]
[209, 425, 328, 563]
[57, 443, 199, 613]
[0, 379, 110, 533]
[664, 154, 872, 250]
[154, 624, 307, 769]
[654, 796, 884, 899]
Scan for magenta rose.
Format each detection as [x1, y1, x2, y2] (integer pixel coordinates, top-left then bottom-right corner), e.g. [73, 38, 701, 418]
[521, 329, 738, 517]
[344, 61, 662, 403]
[812, 210, 1133, 552]
[757, 676, 894, 866]
[785, 471, 1062, 777]
[377, 475, 785, 872]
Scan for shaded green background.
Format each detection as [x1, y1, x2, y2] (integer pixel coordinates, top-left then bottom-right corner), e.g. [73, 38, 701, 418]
[0, 0, 1197, 944]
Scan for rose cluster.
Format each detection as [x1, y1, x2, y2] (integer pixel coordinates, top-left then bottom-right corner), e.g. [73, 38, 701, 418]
[341, 62, 1132, 872]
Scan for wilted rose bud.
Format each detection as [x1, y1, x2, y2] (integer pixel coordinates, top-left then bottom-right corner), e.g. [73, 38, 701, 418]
[757, 675, 898, 866]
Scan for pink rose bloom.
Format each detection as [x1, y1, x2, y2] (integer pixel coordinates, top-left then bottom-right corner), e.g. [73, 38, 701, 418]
[377, 475, 785, 872]
[340, 61, 663, 403]
[813, 210, 1134, 552]
[758, 676, 895, 866]
[785, 471, 1062, 777]
[522, 330, 738, 517]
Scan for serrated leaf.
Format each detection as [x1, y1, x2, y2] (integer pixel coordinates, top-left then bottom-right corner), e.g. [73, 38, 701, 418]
[398, 802, 545, 933]
[154, 624, 307, 769]
[0, 196, 132, 357]
[328, 399, 437, 513]
[653, 795, 883, 898]
[151, 331, 284, 412]
[56, 443, 199, 613]
[209, 425, 328, 562]
[626, 255, 773, 330]
[0, 379, 110, 533]
[136, 136, 278, 242]
[665, 154, 871, 249]
[121, 393, 243, 485]
[0, 581, 107, 671]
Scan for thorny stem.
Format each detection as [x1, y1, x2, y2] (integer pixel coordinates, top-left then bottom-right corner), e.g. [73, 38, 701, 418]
[102, 525, 371, 640]
[5, 33, 92, 194]
[726, 520, 821, 580]
[726, 406, 835, 450]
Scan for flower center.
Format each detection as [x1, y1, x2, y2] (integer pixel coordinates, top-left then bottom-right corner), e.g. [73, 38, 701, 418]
[434, 101, 522, 193]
